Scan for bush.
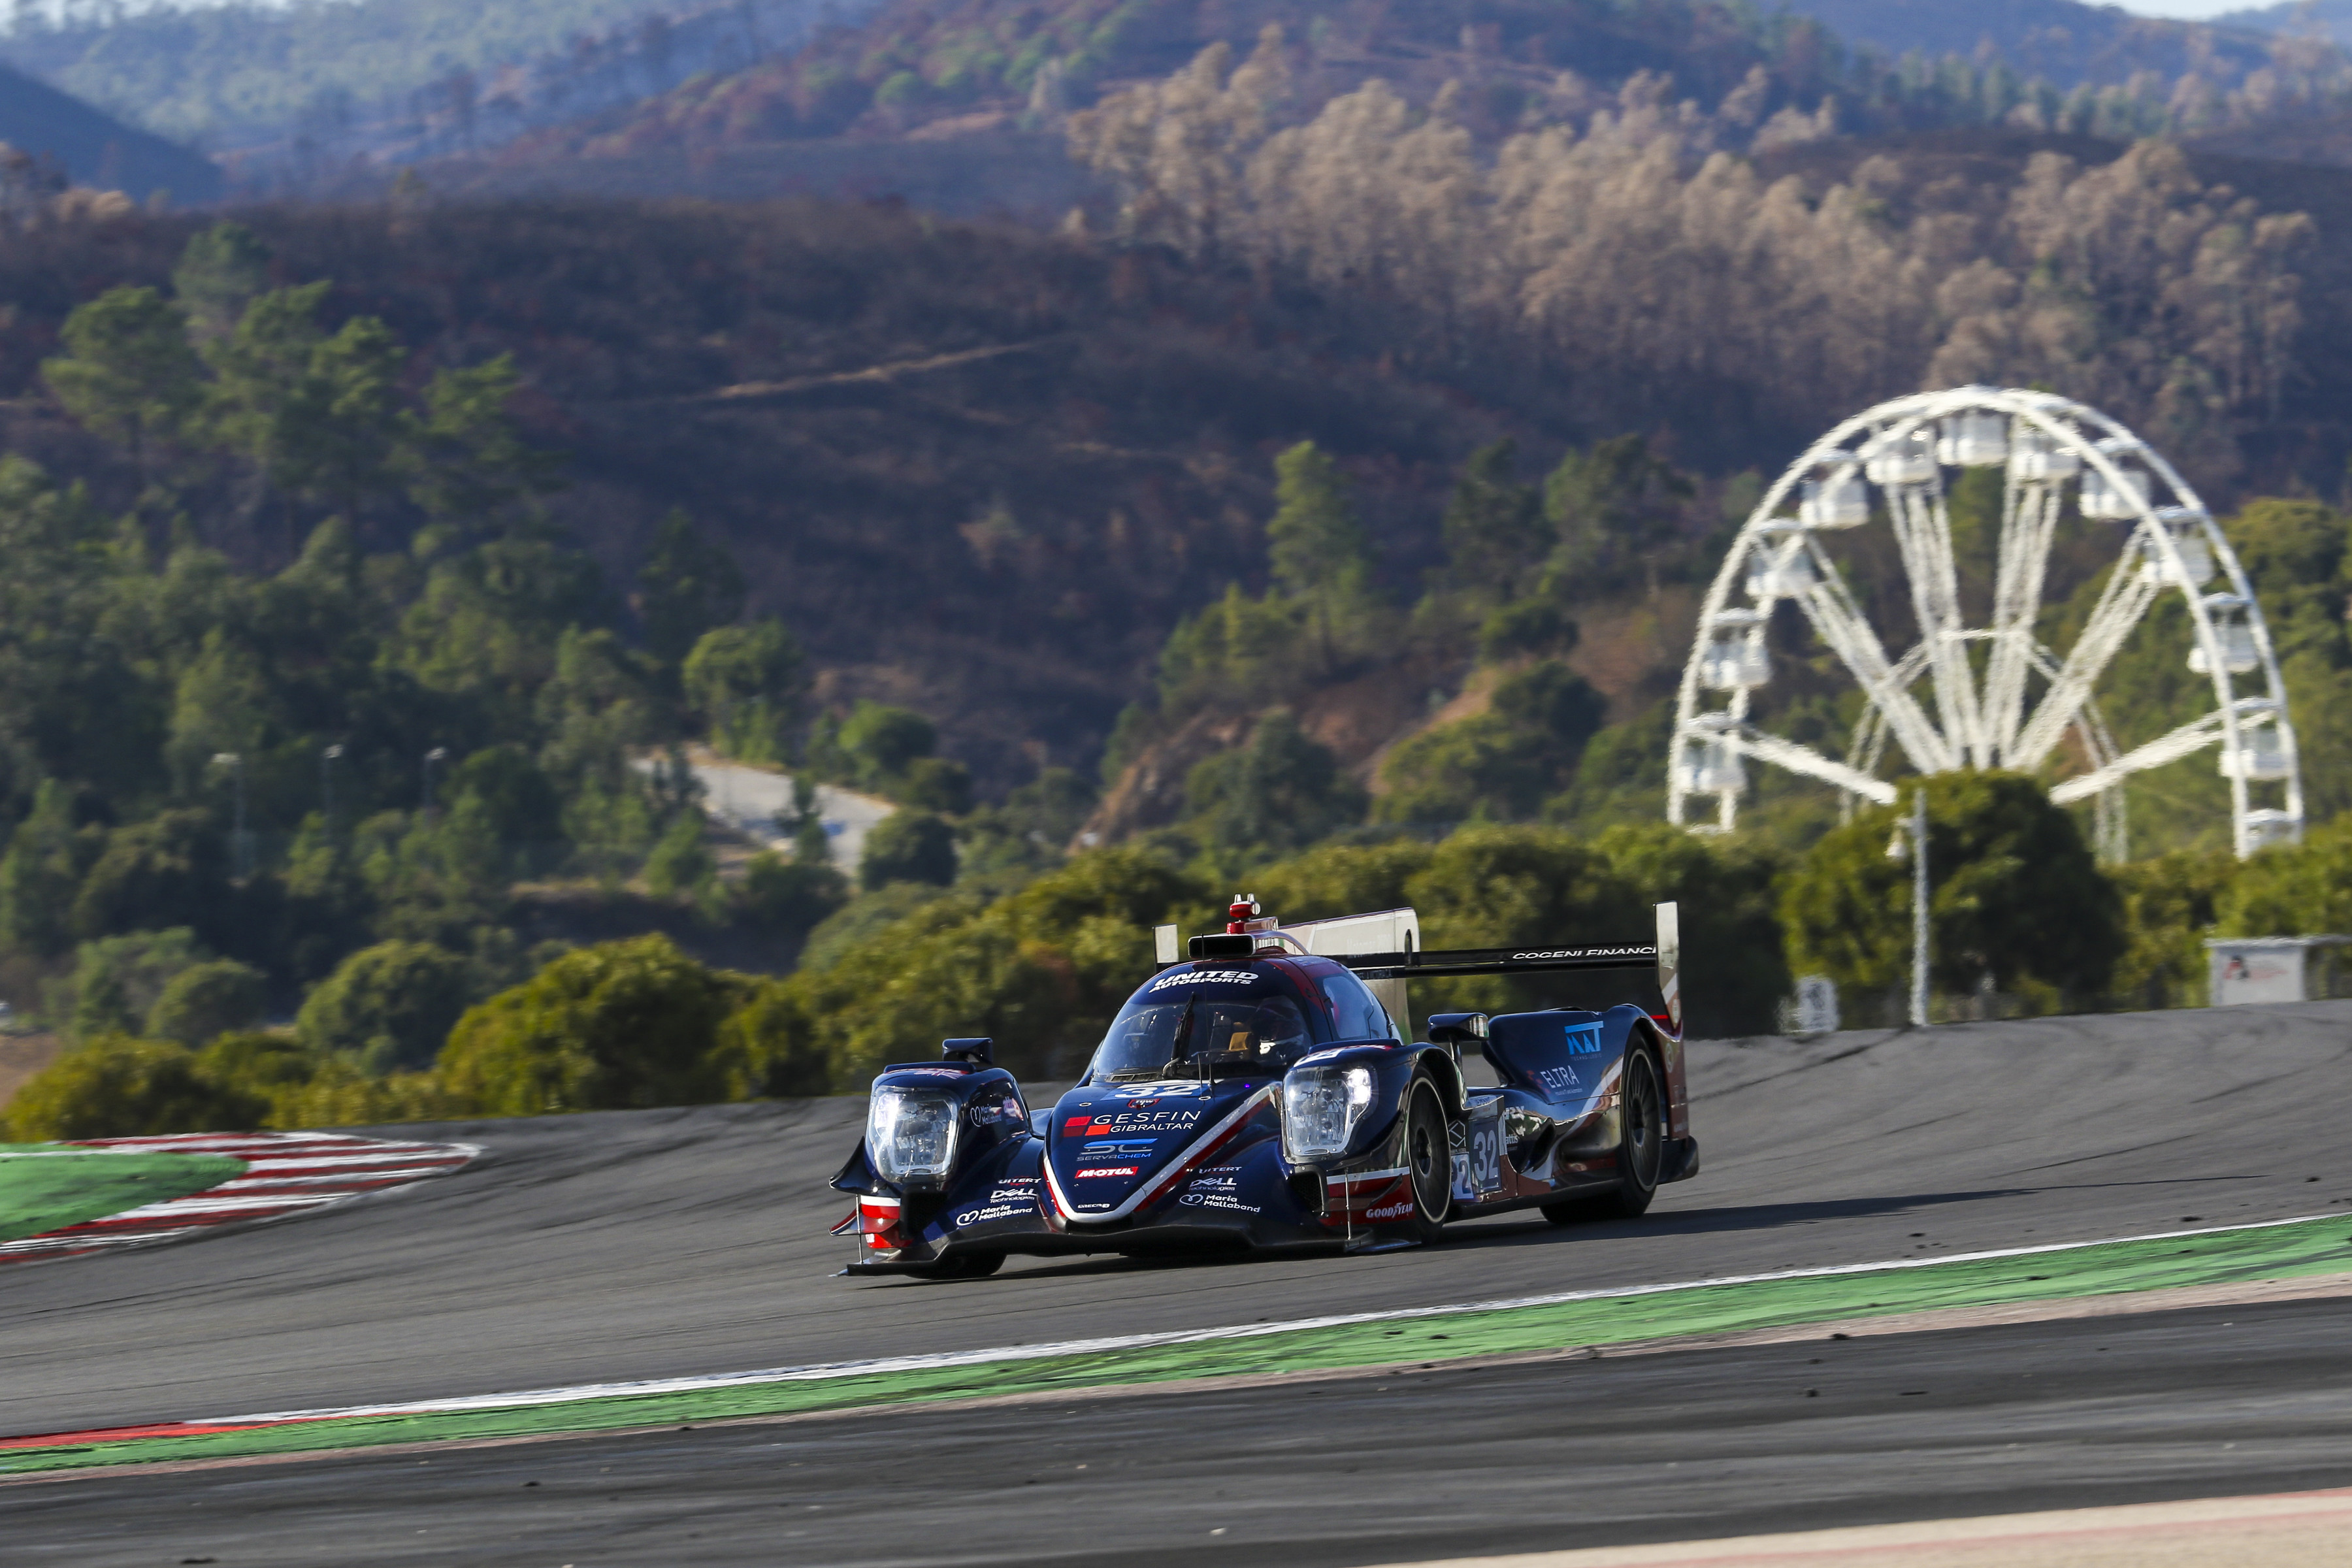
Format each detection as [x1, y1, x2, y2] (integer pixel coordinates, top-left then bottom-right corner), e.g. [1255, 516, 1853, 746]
[1184, 710, 1365, 856]
[295, 940, 477, 1073]
[859, 811, 958, 889]
[146, 959, 269, 1047]
[642, 811, 716, 899]
[735, 851, 849, 933]
[1377, 662, 1604, 825]
[1780, 772, 2124, 1004]
[65, 928, 210, 1039]
[436, 934, 753, 1115]
[4, 1036, 267, 1140]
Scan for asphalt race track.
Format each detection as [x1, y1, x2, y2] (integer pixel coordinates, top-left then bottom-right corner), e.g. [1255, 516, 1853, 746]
[7, 1001, 2352, 1563]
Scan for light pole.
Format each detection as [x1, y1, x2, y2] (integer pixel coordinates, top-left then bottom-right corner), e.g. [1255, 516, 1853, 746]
[1886, 789, 1931, 1028]
[212, 752, 249, 880]
[421, 747, 448, 821]
[321, 743, 344, 834]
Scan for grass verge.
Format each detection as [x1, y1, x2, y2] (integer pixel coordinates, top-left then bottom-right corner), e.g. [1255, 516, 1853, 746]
[7, 1213, 2350, 1475]
[0, 1145, 246, 1247]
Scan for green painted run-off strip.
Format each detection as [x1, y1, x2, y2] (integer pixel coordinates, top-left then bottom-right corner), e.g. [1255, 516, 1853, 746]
[7, 1214, 2350, 1475]
[0, 1147, 246, 1246]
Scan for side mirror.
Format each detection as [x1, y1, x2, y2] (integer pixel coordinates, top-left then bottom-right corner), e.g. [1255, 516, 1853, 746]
[1028, 1107, 1052, 1139]
[942, 1037, 994, 1066]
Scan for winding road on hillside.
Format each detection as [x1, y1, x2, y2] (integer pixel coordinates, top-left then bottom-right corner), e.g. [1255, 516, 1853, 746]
[6, 1003, 2352, 1563]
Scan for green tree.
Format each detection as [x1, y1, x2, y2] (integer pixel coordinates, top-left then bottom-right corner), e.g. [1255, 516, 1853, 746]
[1439, 440, 1548, 607]
[436, 934, 750, 1115]
[70, 809, 233, 946]
[402, 355, 561, 525]
[860, 809, 958, 889]
[958, 766, 1098, 877]
[171, 221, 270, 344]
[1377, 662, 1605, 824]
[2216, 817, 2352, 938]
[734, 850, 849, 933]
[2112, 848, 2234, 1009]
[4, 1035, 267, 1140]
[42, 286, 203, 482]
[296, 939, 477, 1073]
[1264, 441, 1380, 672]
[1780, 772, 2124, 1005]
[828, 702, 936, 790]
[642, 810, 716, 900]
[1544, 434, 1693, 583]
[146, 958, 269, 1047]
[0, 780, 99, 956]
[1184, 710, 1365, 857]
[683, 618, 806, 764]
[66, 928, 210, 1039]
[633, 509, 745, 666]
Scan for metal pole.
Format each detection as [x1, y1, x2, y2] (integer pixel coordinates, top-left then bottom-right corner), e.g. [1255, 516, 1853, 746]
[421, 747, 448, 821]
[213, 753, 248, 880]
[321, 743, 344, 835]
[1910, 787, 1931, 1028]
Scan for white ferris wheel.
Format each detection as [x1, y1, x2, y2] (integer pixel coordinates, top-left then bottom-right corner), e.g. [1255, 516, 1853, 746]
[1670, 386, 2302, 860]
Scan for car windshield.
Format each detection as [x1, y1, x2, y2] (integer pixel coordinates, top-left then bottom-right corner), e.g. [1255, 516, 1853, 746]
[1092, 992, 1312, 1082]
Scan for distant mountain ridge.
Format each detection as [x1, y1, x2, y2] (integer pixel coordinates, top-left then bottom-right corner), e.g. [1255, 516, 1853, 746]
[0, 58, 218, 203]
[1774, 0, 2280, 83]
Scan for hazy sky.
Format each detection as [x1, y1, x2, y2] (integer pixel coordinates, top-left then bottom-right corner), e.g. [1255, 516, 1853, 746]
[2115, 0, 2261, 14]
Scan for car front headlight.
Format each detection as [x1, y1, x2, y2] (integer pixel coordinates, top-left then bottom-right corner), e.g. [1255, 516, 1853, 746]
[868, 1088, 961, 1186]
[1282, 1065, 1375, 1160]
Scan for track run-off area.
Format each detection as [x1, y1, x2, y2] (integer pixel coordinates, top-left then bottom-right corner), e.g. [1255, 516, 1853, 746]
[4, 1001, 2351, 1564]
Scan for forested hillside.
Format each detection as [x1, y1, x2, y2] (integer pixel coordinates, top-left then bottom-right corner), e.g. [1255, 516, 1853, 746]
[0, 0, 855, 183]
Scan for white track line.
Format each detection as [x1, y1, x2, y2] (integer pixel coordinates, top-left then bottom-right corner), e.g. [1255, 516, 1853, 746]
[203, 1210, 2342, 1428]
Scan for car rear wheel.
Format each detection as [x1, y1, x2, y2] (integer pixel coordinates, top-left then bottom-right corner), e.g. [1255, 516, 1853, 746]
[1543, 1045, 1663, 1224]
[1399, 1077, 1451, 1242]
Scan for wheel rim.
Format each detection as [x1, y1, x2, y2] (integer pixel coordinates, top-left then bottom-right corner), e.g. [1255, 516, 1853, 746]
[1406, 1088, 1446, 1221]
[1625, 1056, 1663, 1193]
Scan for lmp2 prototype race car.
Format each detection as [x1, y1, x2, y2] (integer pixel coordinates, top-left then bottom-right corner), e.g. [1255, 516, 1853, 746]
[830, 897, 1698, 1277]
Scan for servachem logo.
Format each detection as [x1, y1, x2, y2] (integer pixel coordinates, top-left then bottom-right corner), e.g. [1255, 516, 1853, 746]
[1563, 1022, 1604, 1056]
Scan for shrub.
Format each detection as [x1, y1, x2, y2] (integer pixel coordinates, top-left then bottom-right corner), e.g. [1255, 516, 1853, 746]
[735, 851, 849, 933]
[1780, 772, 2124, 1002]
[146, 958, 269, 1047]
[5, 1036, 267, 1140]
[859, 810, 958, 889]
[642, 811, 716, 899]
[436, 934, 752, 1115]
[65, 928, 209, 1039]
[295, 940, 477, 1073]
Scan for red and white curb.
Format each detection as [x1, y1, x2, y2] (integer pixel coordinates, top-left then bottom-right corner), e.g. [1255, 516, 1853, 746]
[0, 1132, 480, 1265]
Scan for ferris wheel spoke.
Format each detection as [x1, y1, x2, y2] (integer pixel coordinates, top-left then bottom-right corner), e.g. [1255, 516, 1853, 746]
[1795, 568, 1955, 773]
[2011, 546, 2162, 770]
[1887, 485, 1986, 766]
[1733, 728, 1899, 804]
[1986, 482, 2063, 757]
[2048, 708, 2240, 804]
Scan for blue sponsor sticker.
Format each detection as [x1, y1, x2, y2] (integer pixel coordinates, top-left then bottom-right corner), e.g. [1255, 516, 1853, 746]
[1080, 1139, 1158, 1160]
[1563, 1022, 1603, 1056]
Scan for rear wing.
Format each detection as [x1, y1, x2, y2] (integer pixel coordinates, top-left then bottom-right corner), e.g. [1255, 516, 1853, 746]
[1156, 902, 1682, 1034]
[1339, 902, 1682, 1034]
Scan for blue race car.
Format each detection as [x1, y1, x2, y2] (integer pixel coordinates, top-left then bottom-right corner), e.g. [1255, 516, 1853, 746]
[830, 898, 1698, 1277]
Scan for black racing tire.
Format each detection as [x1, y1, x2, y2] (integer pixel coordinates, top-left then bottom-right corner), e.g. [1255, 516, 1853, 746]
[906, 1250, 1007, 1280]
[1399, 1076, 1452, 1242]
[1543, 1043, 1664, 1224]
